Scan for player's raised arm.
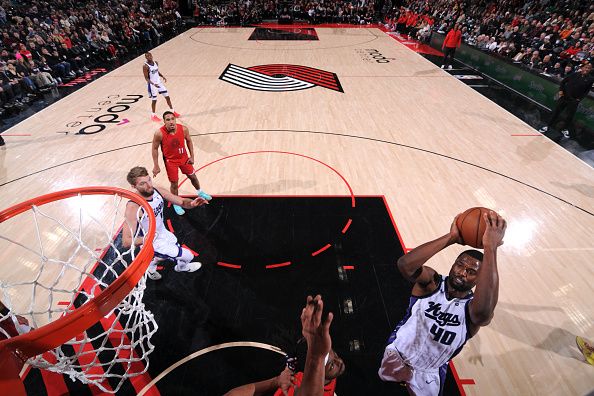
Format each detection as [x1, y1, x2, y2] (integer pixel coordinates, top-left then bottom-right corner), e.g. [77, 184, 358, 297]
[397, 214, 463, 287]
[158, 187, 208, 209]
[468, 211, 506, 330]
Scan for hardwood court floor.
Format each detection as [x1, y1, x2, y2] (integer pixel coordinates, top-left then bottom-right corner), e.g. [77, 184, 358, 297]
[1, 26, 593, 395]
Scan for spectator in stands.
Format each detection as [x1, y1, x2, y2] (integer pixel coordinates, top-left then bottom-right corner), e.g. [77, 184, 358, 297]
[441, 24, 462, 69]
[540, 61, 594, 139]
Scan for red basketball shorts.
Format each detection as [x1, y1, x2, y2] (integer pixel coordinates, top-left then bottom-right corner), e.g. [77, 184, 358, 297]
[164, 159, 194, 183]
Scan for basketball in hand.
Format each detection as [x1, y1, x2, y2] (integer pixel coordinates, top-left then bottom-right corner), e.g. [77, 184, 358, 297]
[455, 207, 492, 248]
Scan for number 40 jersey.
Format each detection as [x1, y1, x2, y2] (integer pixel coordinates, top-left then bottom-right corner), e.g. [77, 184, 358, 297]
[388, 275, 473, 370]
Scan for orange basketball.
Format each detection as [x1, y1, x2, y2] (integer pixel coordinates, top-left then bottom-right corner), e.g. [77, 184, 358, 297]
[455, 207, 491, 248]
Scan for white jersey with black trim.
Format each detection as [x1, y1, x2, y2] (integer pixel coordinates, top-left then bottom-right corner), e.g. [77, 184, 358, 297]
[145, 61, 161, 85]
[390, 275, 473, 371]
[138, 188, 167, 238]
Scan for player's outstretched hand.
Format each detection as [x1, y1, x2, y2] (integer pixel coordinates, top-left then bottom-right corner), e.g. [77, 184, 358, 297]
[482, 211, 506, 249]
[301, 295, 333, 359]
[152, 165, 160, 178]
[189, 197, 208, 207]
[449, 213, 463, 245]
[277, 367, 295, 396]
[187, 157, 194, 165]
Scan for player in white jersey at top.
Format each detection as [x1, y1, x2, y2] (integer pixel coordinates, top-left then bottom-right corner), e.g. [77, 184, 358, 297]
[122, 166, 207, 280]
[143, 52, 180, 122]
[378, 211, 506, 395]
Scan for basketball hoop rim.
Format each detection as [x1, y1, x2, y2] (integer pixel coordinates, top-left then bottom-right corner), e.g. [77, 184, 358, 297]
[0, 186, 156, 363]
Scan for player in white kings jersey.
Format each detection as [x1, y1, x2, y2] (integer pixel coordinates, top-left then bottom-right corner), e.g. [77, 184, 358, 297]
[122, 166, 207, 280]
[379, 211, 506, 395]
[143, 52, 180, 122]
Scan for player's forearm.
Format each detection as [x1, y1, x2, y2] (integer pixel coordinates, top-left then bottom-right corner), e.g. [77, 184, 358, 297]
[152, 148, 159, 165]
[299, 354, 325, 396]
[398, 233, 455, 279]
[187, 141, 195, 158]
[179, 197, 198, 209]
[122, 233, 144, 249]
[470, 246, 499, 324]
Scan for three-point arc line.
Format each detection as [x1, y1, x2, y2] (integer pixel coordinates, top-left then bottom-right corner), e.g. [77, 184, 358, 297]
[217, 262, 242, 269]
[178, 151, 356, 266]
[311, 244, 332, 256]
[342, 218, 352, 234]
[265, 262, 292, 269]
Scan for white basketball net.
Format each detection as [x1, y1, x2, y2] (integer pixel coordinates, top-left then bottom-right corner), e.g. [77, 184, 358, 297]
[0, 192, 158, 393]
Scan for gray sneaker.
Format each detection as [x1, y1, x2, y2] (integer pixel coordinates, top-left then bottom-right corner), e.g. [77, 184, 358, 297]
[147, 270, 162, 280]
[174, 261, 202, 272]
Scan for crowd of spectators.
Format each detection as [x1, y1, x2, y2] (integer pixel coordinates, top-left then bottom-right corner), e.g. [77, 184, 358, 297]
[194, 0, 376, 26]
[384, 0, 594, 79]
[0, 0, 183, 116]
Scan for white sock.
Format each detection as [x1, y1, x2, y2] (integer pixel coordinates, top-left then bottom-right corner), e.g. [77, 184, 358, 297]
[171, 108, 175, 113]
[151, 112, 157, 116]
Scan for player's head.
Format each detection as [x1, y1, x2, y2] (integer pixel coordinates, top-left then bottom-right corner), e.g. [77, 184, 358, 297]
[144, 52, 153, 62]
[324, 349, 346, 380]
[448, 250, 483, 292]
[163, 111, 176, 131]
[127, 166, 154, 197]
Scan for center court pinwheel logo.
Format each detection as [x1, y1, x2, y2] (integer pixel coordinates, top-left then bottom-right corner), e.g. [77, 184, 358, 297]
[219, 64, 344, 93]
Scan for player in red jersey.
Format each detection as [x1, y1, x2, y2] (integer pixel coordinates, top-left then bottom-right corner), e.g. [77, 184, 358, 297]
[152, 111, 211, 215]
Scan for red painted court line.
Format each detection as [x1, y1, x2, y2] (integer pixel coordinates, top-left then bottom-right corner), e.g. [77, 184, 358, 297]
[343, 265, 355, 270]
[510, 134, 543, 136]
[57, 301, 69, 306]
[381, 196, 408, 252]
[217, 261, 242, 269]
[341, 218, 352, 234]
[311, 244, 332, 256]
[99, 313, 159, 395]
[59, 314, 114, 395]
[265, 261, 292, 269]
[460, 379, 476, 385]
[448, 361, 473, 395]
[181, 244, 199, 256]
[166, 219, 174, 232]
[38, 352, 71, 395]
[194, 151, 356, 208]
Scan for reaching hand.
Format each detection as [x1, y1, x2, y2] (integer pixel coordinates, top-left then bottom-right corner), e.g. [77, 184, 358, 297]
[482, 211, 506, 249]
[449, 213, 463, 245]
[277, 367, 295, 396]
[189, 197, 208, 207]
[162, 77, 167, 83]
[187, 157, 194, 165]
[301, 295, 333, 359]
[152, 165, 160, 178]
